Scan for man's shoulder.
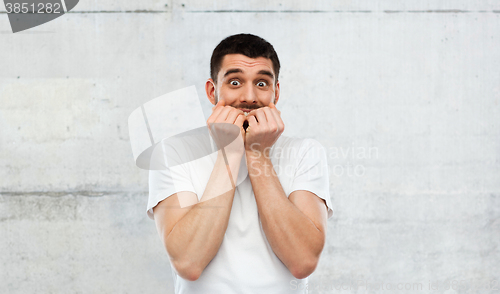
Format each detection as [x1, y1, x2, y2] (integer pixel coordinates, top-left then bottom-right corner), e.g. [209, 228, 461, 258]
[158, 127, 215, 167]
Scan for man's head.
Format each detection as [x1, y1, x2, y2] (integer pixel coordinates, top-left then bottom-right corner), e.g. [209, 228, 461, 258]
[206, 34, 281, 109]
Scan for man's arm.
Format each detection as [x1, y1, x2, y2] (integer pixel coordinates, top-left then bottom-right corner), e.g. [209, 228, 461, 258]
[153, 102, 245, 281]
[246, 154, 328, 279]
[244, 103, 328, 279]
[153, 150, 241, 281]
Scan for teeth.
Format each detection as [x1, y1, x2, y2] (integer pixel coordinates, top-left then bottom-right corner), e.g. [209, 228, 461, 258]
[244, 112, 248, 116]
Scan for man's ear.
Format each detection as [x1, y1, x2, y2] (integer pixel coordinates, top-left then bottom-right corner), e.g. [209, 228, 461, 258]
[205, 78, 216, 105]
[274, 80, 280, 105]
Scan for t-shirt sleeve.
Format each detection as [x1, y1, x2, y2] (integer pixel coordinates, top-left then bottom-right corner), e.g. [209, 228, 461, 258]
[147, 162, 196, 220]
[290, 138, 333, 219]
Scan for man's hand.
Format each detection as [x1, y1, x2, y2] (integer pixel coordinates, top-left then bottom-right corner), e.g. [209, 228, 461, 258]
[245, 102, 285, 157]
[207, 100, 246, 157]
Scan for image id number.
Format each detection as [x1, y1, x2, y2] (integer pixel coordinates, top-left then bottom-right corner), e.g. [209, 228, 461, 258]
[5, 2, 62, 14]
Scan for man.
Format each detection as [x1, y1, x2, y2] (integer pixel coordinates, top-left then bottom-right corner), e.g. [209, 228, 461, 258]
[148, 33, 333, 293]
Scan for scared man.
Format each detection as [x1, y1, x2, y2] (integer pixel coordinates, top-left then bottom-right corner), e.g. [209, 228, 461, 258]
[148, 33, 333, 293]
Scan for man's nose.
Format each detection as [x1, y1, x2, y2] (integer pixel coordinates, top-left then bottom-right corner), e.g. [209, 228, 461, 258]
[239, 84, 258, 104]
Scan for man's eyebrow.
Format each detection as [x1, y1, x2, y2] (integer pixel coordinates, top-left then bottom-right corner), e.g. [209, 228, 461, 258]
[257, 70, 275, 80]
[223, 68, 243, 78]
[222, 68, 275, 80]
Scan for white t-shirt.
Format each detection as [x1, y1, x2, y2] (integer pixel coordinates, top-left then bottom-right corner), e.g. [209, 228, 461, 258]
[148, 135, 333, 294]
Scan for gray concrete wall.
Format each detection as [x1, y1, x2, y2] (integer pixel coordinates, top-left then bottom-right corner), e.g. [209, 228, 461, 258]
[1, 1, 499, 293]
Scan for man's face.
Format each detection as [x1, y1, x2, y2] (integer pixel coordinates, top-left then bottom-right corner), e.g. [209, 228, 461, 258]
[206, 54, 280, 113]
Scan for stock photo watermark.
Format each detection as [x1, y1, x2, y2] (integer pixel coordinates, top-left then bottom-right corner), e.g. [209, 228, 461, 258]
[129, 86, 375, 208]
[244, 142, 379, 178]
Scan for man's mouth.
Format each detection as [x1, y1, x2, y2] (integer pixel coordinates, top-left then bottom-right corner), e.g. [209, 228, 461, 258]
[236, 107, 259, 126]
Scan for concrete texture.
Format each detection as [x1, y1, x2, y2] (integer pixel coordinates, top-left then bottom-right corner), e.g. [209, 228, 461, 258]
[1, 0, 499, 293]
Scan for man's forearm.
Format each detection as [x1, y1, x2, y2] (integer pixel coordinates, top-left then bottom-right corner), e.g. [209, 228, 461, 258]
[247, 153, 325, 279]
[165, 151, 241, 280]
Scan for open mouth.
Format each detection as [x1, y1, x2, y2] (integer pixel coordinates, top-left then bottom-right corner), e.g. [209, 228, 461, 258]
[242, 109, 249, 130]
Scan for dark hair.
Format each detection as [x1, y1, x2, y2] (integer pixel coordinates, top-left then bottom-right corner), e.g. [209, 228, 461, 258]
[210, 33, 280, 84]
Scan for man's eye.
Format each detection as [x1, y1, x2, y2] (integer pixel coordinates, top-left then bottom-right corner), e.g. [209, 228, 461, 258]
[257, 81, 267, 87]
[230, 80, 240, 86]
